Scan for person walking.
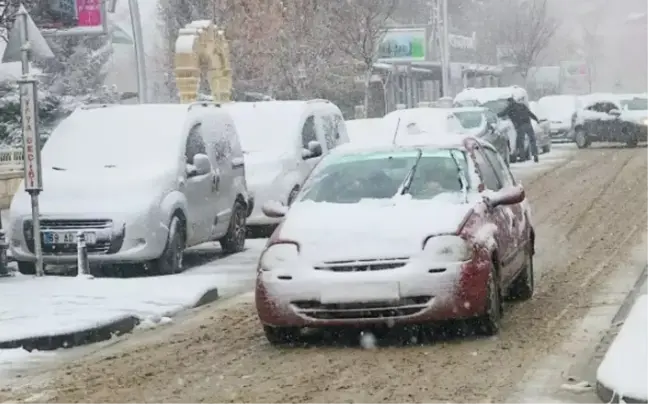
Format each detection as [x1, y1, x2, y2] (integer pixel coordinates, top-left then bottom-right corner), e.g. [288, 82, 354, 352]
[497, 96, 540, 162]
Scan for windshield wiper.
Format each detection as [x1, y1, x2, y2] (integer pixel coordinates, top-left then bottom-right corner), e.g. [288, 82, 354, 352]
[51, 166, 66, 171]
[395, 148, 423, 196]
[450, 152, 469, 203]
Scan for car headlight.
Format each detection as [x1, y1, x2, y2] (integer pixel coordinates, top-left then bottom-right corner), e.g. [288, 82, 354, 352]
[423, 235, 472, 261]
[642, 118, 648, 126]
[259, 242, 299, 271]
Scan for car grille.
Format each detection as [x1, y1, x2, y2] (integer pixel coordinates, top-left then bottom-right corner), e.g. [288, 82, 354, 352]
[314, 257, 409, 272]
[40, 219, 113, 230]
[24, 219, 121, 255]
[291, 296, 432, 320]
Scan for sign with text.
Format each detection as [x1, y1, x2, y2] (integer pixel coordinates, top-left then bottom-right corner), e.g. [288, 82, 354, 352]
[19, 80, 43, 191]
[378, 28, 427, 62]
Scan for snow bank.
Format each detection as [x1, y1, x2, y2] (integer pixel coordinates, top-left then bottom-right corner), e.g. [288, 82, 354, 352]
[596, 294, 648, 402]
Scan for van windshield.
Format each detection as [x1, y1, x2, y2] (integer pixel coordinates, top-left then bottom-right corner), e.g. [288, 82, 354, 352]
[42, 107, 185, 169]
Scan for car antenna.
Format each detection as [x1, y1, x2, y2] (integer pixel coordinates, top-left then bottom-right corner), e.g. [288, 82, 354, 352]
[391, 118, 401, 145]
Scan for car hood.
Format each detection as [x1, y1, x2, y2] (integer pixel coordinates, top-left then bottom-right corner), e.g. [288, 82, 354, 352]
[10, 166, 173, 217]
[277, 196, 472, 262]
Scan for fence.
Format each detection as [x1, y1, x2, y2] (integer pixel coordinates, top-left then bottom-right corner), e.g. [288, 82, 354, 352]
[0, 149, 24, 171]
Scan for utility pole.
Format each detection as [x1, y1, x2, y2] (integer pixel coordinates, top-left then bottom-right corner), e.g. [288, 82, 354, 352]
[429, 0, 450, 97]
[441, 0, 450, 97]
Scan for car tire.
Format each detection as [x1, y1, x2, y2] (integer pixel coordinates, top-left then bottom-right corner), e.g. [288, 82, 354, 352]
[574, 128, 591, 149]
[287, 186, 300, 206]
[474, 261, 502, 336]
[625, 129, 638, 148]
[17, 261, 37, 275]
[220, 200, 247, 254]
[542, 143, 551, 154]
[263, 325, 301, 345]
[148, 216, 185, 275]
[507, 246, 534, 301]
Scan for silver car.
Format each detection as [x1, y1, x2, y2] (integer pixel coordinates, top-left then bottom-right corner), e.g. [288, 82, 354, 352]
[453, 107, 511, 166]
[9, 103, 251, 275]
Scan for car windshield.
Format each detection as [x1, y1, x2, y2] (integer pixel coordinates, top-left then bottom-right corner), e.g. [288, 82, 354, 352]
[454, 111, 484, 129]
[481, 99, 509, 114]
[298, 149, 469, 204]
[620, 98, 648, 111]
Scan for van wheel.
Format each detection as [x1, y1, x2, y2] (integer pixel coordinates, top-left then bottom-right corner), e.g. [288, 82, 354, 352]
[220, 201, 246, 254]
[17, 261, 37, 275]
[148, 216, 185, 275]
[473, 261, 502, 336]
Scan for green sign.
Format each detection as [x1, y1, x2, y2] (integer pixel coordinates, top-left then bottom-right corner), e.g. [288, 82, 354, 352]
[378, 29, 426, 61]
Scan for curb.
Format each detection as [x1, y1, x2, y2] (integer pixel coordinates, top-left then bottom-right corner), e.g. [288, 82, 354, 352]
[0, 286, 219, 351]
[596, 381, 647, 404]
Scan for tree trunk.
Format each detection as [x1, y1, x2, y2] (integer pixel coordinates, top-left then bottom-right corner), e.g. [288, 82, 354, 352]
[363, 68, 372, 118]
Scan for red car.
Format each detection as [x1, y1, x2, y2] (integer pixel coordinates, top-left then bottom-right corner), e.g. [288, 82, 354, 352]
[254, 135, 535, 345]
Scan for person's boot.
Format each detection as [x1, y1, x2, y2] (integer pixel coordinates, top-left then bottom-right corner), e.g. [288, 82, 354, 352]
[533, 155, 539, 163]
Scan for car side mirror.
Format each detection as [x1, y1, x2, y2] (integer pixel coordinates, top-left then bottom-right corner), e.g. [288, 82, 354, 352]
[262, 200, 289, 218]
[609, 109, 622, 117]
[187, 153, 211, 177]
[302, 140, 323, 160]
[483, 185, 525, 208]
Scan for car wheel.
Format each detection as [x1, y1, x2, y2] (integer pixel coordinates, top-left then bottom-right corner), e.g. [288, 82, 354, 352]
[220, 200, 247, 254]
[148, 216, 185, 275]
[17, 261, 37, 275]
[263, 325, 301, 345]
[574, 128, 591, 149]
[542, 143, 551, 154]
[474, 262, 502, 336]
[287, 186, 300, 206]
[625, 129, 638, 148]
[507, 246, 534, 301]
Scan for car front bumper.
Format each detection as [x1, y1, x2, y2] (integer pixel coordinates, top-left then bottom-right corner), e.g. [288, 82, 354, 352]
[256, 258, 490, 328]
[10, 215, 169, 265]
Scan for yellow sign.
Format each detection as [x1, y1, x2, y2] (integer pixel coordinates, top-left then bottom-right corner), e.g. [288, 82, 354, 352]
[174, 20, 232, 104]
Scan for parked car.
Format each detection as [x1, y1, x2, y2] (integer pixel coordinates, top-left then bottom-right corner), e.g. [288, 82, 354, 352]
[223, 100, 349, 232]
[452, 106, 511, 165]
[573, 94, 647, 148]
[9, 103, 250, 275]
[454, 86, 530, 162]
[381, 107, 467, 140]
[528, 101, 552, 154]
[255, 135, 535, 344]
[537, 94, 581, 142]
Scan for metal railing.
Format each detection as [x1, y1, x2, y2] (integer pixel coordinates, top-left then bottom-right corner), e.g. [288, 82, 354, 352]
[0, 149, 24, 171]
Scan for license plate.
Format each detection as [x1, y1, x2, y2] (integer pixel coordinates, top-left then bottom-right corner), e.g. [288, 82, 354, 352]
[320, 282, 400, 304]
[43, 231, 96, 245]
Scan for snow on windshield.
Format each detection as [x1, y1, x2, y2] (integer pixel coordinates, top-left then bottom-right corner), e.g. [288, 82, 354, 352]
[223, 102, 303, 153]
[538, 96, 578, 118]
[298, 149, 468, 203]
[454, 111, 484, 129]
[620, 98, 648, 111]
[42, 106, 186, 169]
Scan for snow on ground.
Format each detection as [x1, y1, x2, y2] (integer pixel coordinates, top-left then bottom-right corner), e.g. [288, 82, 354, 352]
[597, 293, 648, 402]
[510, 143, 576, 178]
[0, 238, 265, 373]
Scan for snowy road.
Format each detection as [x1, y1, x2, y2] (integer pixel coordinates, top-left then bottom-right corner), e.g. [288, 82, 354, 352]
[1, 145, 646, 403]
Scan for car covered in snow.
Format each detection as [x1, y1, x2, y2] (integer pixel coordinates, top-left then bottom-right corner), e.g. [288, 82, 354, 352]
[573, 93, 647, 148]
[537, 94, 582, 142]
[9, 103, 250, 275]
[222, 100, 349, 232]
[452, 106, 511, 166]
[528, 101, 552, 154]
[345, 118, 385, 145]
[381, 107, 467, 139]
[453, 86, 530, 162]
[255, 135, 535, 344]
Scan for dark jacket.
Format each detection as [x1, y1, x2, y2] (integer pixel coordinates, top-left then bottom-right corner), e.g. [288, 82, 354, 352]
[497, 101, 539, 128]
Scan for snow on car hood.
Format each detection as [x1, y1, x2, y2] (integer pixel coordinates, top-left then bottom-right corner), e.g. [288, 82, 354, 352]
[278, 196, 472, 262]
[11, 166, 173, 216]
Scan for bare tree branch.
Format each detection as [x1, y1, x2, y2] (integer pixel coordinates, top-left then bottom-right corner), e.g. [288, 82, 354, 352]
[493, 0, 559, 78]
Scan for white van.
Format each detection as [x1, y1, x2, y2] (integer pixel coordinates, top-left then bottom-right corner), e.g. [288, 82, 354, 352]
[223, 100, 349, 230]
[9, 103, 250, 275]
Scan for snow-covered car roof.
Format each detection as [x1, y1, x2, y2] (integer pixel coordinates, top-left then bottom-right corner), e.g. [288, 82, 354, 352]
[579, 93, 624, 107]
[454, 86, 527, 104]
[329, 134, 469, 156]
